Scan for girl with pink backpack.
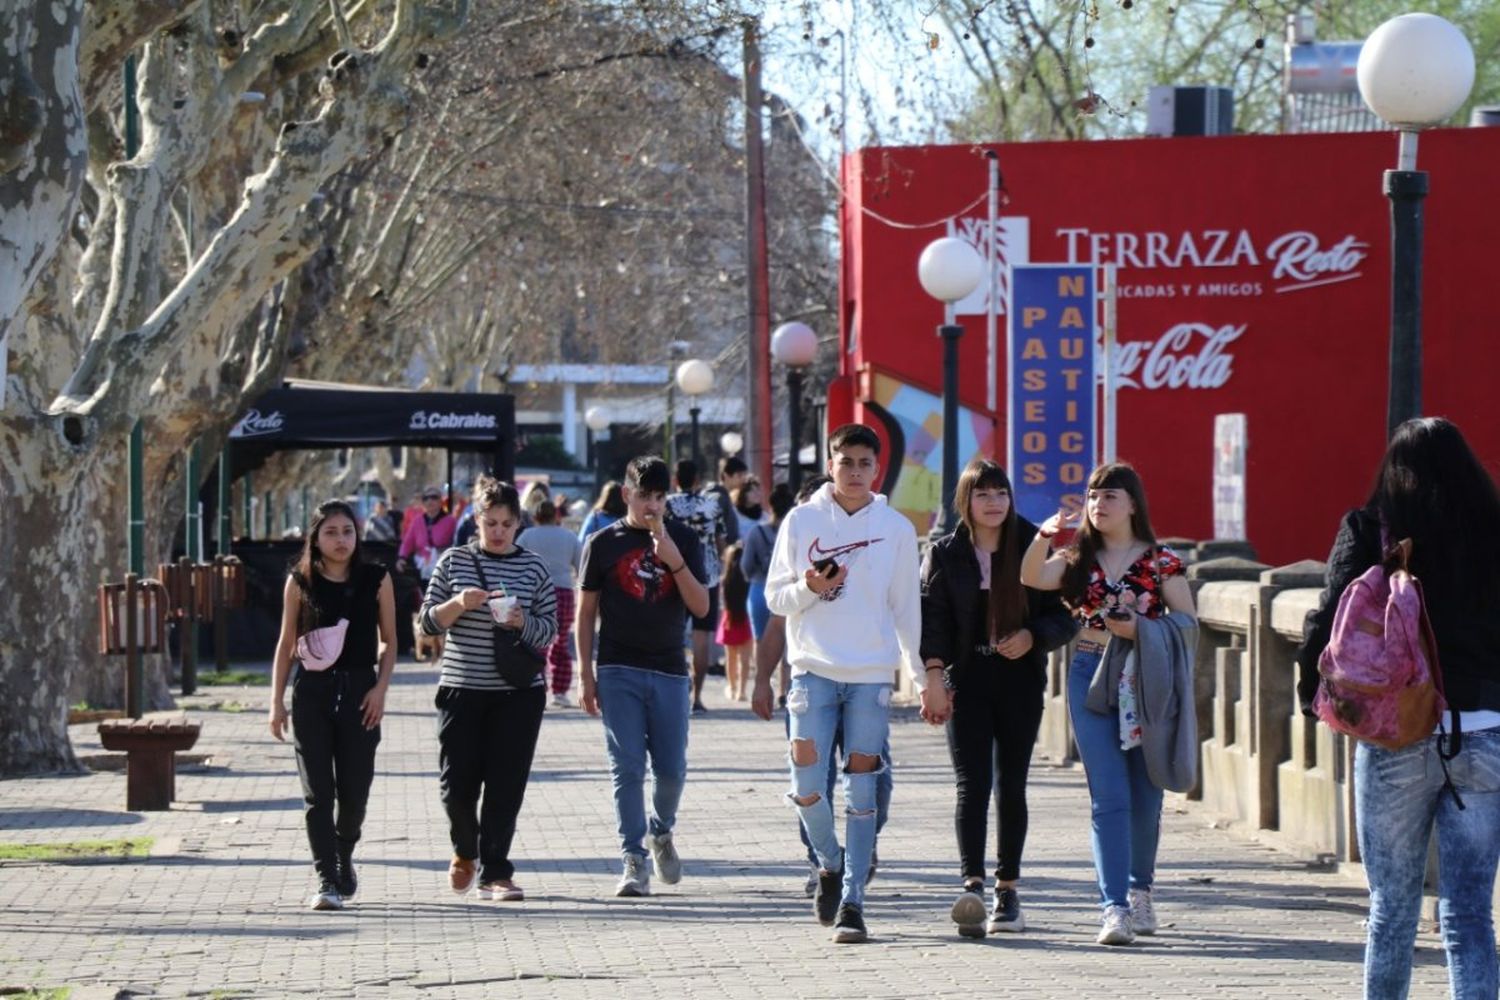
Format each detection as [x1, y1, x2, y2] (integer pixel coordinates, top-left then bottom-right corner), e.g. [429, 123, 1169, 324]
[1298, 417, 1500, 999]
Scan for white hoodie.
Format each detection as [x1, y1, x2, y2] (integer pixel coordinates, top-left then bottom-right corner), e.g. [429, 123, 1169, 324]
[765, 483, 926, 689]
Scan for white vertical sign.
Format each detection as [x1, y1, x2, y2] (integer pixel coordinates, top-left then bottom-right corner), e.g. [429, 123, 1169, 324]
[1213, 413, 1247, 540]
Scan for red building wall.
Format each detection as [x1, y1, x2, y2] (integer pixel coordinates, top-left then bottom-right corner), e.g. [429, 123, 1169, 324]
[836, 129, 1500, 565]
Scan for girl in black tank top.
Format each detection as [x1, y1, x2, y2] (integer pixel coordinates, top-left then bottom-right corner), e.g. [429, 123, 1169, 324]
[270, 500, 396, 911]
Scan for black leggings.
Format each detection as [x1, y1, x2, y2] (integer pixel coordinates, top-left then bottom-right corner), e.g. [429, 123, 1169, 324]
[291, 669, 381, 880]
[436, 685, 546, 883]
[944, 660, 1045, 883]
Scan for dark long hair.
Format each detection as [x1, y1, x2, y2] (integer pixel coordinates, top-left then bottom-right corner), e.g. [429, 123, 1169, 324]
[720, 542, 749, 617]
[1060, 463, 1158, 607]
[954, 459, 1027, 638]
[291, 499, 363, 637]
[1368, 417, 1500, 600]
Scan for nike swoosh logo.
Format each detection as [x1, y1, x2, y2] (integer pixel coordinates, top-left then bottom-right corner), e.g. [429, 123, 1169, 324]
[807, 537, 884, 561]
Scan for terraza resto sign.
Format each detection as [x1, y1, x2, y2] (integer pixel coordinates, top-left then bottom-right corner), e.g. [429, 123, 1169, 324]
[1056, 227, 1368, 294]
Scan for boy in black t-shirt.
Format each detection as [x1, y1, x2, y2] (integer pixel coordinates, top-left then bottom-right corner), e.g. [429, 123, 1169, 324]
[577, 456, 709, 898]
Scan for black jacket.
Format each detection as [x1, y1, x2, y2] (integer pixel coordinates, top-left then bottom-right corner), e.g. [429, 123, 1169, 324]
[919, 518, 1078, 683]
[1297, 507, 1500, 715]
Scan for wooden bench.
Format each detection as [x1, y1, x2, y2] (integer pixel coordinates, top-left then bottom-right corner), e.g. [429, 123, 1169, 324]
[96, 718, 202, 811]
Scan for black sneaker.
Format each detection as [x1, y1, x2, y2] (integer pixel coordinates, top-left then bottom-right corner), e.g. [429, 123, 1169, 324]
[865, 849, 879, 887]
[335, 846, 357, 900]
[814, 867, 843, 926]
[988, 886, 1025, 933]
[951, 881, 987, 939]
[832, 903, 868, 943]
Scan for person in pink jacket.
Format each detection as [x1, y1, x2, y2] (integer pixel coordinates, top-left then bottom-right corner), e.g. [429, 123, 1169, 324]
[398, 485, 458, 584]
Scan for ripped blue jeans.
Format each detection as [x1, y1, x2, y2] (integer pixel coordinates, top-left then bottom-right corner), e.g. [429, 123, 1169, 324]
[786, 671, 891, 911]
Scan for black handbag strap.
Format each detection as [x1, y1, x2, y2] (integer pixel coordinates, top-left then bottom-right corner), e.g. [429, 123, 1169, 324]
[466, 544, 497, 594]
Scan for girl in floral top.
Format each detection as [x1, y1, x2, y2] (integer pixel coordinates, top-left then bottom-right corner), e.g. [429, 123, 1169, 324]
[1020, 462, 1194, 947]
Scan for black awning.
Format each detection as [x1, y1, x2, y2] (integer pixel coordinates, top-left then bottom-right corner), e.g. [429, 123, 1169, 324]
[228, 380, 515, 480]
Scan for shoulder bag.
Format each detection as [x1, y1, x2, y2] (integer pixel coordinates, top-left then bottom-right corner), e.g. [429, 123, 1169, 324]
[466, 546, 545, 688]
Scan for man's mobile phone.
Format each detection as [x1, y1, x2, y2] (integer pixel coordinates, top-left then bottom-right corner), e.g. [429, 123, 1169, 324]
[1106, 607, 1131, 621]
[812, 557, 838, 578]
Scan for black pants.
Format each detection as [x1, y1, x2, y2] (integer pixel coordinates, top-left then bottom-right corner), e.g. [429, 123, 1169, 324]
[292, 668, 381, 881]
[436, 685, 546, 883]
[945, 659, 1045, 883]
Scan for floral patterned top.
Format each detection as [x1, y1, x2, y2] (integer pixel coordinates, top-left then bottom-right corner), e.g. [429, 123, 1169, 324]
[1069, 545, 1185, 630]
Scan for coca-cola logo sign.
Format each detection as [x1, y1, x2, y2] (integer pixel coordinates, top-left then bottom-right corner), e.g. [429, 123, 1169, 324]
[1110, 323, 1245, 390]
[229, 408, 285, 438]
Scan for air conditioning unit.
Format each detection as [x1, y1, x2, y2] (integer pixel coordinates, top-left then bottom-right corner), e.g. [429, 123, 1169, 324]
[1146, 85, 1235, 137]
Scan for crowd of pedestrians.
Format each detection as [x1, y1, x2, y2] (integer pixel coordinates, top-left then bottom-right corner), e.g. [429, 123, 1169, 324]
[266, 419, 1500, 998]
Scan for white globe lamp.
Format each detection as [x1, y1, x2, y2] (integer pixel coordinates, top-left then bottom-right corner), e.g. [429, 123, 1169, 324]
[917, 237, 984, 304]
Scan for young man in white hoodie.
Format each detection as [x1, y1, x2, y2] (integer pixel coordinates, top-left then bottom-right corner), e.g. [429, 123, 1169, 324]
[765, 423, 929, 943]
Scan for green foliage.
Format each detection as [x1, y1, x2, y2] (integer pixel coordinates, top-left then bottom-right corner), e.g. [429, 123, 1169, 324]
[938, 0, 1500, 140]
[0, 838, 153, 862]
[197, 669, 270, 687]
[516, 435, 585, 471]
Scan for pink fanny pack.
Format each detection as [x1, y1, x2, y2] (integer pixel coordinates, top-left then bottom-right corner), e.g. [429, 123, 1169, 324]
[296, 619, 349, 671]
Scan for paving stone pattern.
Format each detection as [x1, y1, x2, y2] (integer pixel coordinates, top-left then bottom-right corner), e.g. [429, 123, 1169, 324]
[0, 662, 1454, 999]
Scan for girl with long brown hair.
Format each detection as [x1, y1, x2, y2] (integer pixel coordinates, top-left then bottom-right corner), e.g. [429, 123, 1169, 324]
[920, 459, 1077, 938]
[270, 499, 397, 911]
[1020, 462, 1195, 945]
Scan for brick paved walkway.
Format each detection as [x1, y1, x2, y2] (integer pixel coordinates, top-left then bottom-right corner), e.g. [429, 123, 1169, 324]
[0, 661, 1453, 999]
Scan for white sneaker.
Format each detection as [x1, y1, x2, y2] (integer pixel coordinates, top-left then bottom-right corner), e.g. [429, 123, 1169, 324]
[1097, 904, 1134, 945]
[647, 831, 682, 884]
[551, 693, 572, 709]
[1128, 887, 1157, 935]
[309, 881, 344, 911]
[615, 854, 651, 897]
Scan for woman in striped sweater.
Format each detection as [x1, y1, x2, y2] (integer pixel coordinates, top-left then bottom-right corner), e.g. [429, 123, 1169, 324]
[420, 476, 558, 901]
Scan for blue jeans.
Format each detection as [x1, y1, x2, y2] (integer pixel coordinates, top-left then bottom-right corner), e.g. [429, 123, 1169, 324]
[1067, 650, 1163, 908]
[784, 713, 892, 868]
[786, 671, 891, 910]
[748, 580, 772, 640]
[1356, 725, 1500, 1000]
[597, 665, 692, 860]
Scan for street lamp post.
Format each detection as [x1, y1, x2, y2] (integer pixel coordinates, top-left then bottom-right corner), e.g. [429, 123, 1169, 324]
[771, 321, 818, 493]
[585, 405, 610, 496]
[719, 430, 744, 458]
[675, 359, 715, 467]
[1356, 13, 1474, 439]
[917, 237, 985, 539]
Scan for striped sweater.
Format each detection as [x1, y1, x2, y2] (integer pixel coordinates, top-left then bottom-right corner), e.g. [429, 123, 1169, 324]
[419, 543, 559, 691]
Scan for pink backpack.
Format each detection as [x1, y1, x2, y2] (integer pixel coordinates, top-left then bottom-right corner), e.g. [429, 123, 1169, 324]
[1313, 538, 1446, 750]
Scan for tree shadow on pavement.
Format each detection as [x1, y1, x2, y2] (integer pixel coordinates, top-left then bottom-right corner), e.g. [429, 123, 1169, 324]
[198, 797, 304, 812]
[0, 806, 146, 829]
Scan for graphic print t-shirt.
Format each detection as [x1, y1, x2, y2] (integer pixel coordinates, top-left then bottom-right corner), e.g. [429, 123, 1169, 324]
[665, 489, 727, 586]
[580, 519, 705, 675]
